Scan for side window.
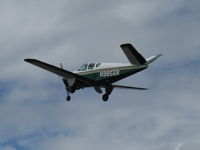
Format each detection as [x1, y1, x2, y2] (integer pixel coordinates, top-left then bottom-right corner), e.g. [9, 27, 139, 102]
[88, 63, 95, 70]
[96, 63, 101, 68]
[78, 64, 88, 71]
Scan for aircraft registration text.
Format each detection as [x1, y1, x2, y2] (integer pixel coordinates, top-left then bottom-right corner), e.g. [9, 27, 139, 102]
[100, 70, 120, 77]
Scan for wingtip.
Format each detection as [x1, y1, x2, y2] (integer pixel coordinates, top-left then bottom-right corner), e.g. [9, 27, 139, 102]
[24, 58, 37, 63]
[120, 43, 132, 48]
[24, 58, 31, 62]
[136, 87, 148, 90]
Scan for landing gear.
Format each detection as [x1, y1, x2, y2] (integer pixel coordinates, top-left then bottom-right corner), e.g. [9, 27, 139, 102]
[102, 94, 109, 101]
[69, 88, 75, 93]
[66, 95, 71, 101]
[102, 86, 113, 102]
[66, 89, 71, 101]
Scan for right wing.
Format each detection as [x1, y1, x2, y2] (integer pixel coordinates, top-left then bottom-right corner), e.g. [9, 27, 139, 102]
[24, 59, 98, 85]
[120, 43, 146, 65]
[112, 84, 148, 90]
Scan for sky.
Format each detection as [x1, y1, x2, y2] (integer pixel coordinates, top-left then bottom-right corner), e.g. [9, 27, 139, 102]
[0, 0, 200, 150]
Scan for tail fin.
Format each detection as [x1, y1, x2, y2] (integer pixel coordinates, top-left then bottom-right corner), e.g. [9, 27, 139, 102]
[120, 43, 162, 65]
[120, 43, 146, 65]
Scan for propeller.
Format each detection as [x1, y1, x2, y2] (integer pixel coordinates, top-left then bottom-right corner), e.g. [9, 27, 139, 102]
[60, 63, 63, 69]
[59, 63, 63, 78]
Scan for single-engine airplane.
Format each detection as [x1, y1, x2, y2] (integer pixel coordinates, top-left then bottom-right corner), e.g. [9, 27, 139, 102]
[24, 43, 161, 101]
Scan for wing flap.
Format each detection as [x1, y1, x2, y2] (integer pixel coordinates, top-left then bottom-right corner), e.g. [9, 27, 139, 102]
[24, 59, 97, 85]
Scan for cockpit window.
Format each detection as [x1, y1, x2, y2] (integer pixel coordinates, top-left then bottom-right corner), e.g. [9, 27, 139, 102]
[78, 64, 88, 71]
[88, 63, 95, 70]
[96, 63, 101, 68]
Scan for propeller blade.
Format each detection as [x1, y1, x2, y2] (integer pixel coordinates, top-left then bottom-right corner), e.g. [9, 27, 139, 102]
[60, 63, 63, 69]
[59, 63, 63, 78]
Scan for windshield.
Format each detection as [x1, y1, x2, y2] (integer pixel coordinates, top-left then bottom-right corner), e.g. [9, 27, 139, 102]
[78, 64, 88, 71]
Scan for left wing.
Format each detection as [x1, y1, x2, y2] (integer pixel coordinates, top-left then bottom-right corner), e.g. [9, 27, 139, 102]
[24, 59, 99, 85]
[112, 84, 148, 90]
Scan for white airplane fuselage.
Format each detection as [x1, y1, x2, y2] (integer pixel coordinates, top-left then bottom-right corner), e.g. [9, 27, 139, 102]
[73, 62, 148, 84]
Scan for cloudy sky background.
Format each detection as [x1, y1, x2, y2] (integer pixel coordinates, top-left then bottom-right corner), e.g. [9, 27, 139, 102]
[0, 0, 200, 149]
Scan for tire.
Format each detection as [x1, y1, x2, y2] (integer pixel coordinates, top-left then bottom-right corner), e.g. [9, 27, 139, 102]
[102, 94, 109, 101]
[66, 96, 71, 101]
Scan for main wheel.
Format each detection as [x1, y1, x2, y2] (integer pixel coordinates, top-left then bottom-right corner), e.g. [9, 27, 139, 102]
[102, 94, 109, 101]
[66, 96, 71, 101]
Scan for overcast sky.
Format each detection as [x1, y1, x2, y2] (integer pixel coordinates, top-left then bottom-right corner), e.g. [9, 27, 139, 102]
[0, 0, 200, 150]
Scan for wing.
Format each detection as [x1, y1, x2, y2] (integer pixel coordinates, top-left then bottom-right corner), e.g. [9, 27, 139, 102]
[112, 84, 148, 90]
[120, 43, 146, 65]
[24, 59, 98, 85]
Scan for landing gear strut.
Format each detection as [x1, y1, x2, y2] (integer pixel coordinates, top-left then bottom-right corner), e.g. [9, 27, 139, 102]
[102, 86, 113, 102]
[69, 88, 75, 93]
[66, 90, 71, 101]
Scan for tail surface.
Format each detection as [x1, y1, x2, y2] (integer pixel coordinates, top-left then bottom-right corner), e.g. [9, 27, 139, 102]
[120, 43, 146, 65]
[145, 54, 162, 64]
[120, 43, 162, 65]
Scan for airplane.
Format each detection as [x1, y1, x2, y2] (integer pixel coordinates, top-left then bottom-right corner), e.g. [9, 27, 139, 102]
[24, 43, 161, 102]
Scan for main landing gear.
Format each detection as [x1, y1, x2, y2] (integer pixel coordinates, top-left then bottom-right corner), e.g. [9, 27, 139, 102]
[102, 94, 109, 101]
[65, 86, 113, 102]
[66, 95, 71, 101]
[66, 89, 71, 101]
[65, 87, 77, 101]
[102, 86, 113, 102]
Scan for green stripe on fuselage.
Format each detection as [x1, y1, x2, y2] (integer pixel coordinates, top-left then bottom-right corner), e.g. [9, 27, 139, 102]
[79, 66, 147, 83]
